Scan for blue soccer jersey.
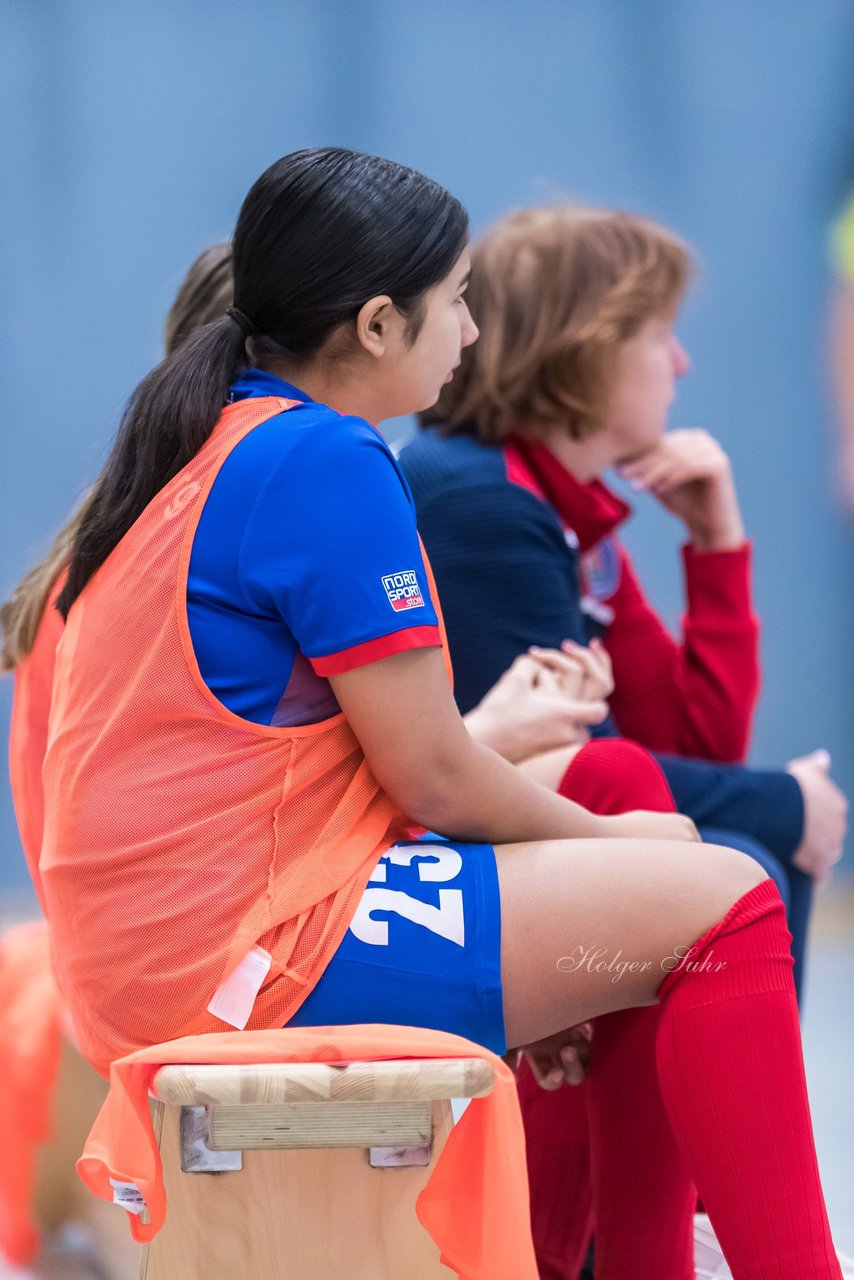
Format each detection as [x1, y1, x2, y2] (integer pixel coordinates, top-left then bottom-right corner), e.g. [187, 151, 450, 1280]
[187, 369, 442, 725]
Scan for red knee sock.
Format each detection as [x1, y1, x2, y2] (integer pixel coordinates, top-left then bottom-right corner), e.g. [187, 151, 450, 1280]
[657, 878, 840, 1279]
[521, 738, 694, 1280]
[517, 1056, 594, 1280]
[586, 1006, 696, 1280]
[556, 737, 677, 814]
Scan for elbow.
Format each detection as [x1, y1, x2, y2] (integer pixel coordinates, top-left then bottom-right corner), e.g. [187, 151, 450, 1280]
[376, 744, 473, 833]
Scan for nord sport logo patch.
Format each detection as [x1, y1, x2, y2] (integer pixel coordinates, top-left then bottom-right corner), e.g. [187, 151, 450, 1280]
[382, 570, 425, 612]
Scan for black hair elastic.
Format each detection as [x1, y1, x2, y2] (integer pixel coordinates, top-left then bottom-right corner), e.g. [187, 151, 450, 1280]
[226, 306, 257, 338]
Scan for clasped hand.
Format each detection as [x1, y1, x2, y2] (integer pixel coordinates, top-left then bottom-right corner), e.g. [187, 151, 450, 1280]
[465, 639, 614, 764]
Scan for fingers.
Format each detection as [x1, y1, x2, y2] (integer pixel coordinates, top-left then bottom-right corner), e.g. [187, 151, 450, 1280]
[558, 1043, 586, 1087]
[793, 841, 845, 880]
[559, 696, 609, 726]
[560, 1023, 594, 1086]
[601, 810, 701, 843]
[495, 652, 549, 693]
[551, 638, 614, 699]
[570, 637, 614, 697]
[527, 646, 587, 698]
[618, 429, 729, 492]
[502, 1048, 521, 1077]
[508, 653, 545, 683]
[505, 652, 608, 723]
[526, 1049, 565, 1091]
[787, 747, 831, 773]
[524, 641, 613, 693]
[621, 456, 687, 495]
[521, 1023, 594, 1090]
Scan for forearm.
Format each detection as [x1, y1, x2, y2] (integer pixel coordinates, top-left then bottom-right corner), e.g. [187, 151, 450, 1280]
[463, 703, 520, 762]
[678, 542, 760, 758]
[395, 732, 607, 843]
[330, 648, 608, 844]
[607, 544, 759, 760]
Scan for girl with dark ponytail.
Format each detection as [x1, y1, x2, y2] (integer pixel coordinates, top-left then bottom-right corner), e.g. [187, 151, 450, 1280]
[42, 148, 843, 1277]
[57, 149, 469, 616]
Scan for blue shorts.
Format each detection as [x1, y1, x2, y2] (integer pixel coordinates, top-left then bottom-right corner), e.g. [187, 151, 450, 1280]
[287, 838, 506, 1054]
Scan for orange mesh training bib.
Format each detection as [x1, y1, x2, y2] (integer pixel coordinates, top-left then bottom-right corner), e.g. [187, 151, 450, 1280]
[41, 396, 432, 1076]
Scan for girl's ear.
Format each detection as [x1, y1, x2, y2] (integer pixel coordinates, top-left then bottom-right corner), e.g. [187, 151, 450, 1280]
[355, 295, 396, 359]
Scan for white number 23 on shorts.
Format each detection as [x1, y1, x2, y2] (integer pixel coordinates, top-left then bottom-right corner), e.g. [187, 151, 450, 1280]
[348, 844, 465, 948]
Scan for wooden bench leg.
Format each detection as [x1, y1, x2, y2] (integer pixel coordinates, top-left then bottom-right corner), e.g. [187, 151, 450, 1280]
[140, 1099, 456, 1280]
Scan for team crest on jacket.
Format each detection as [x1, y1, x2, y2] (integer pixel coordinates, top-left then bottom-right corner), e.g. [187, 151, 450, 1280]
[382, 570, 425, 612]
[581, 536, 621, 601]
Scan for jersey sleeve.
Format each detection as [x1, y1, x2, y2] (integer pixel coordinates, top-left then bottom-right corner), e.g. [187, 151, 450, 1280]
[239, 418, 441, 675]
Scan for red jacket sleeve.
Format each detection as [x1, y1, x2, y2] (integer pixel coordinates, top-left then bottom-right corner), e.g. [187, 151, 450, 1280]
[603, 541, 760, 762]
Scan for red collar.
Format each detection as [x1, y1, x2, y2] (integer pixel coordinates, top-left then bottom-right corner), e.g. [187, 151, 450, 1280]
[506, 435, 631, 552]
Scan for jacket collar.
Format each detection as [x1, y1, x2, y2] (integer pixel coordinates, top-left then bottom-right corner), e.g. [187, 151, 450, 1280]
[507, 435, 631, 552]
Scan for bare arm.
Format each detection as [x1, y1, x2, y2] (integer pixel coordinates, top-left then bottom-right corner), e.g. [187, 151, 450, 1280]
[329, 647, 697, 845]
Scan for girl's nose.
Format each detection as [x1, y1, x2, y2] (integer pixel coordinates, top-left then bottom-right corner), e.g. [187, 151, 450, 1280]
[461, 303, 479, 348]
[671, 337, 691, 378]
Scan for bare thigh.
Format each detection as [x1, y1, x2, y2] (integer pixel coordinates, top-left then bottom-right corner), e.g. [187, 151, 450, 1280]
[496, 837, 767, 1048]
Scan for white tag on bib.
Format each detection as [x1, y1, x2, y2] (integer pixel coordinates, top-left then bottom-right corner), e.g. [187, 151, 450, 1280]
[110, 1178, 147, 1216]
[207, 945, 273, 1030]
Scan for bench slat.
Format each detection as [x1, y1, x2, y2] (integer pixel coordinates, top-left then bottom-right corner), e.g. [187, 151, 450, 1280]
[208, 1100, 432, 1150]
[153, 1057, 494, 1106]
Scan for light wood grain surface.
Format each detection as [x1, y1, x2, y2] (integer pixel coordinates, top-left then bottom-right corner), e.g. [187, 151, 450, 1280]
[153, 1057, 495, 1106]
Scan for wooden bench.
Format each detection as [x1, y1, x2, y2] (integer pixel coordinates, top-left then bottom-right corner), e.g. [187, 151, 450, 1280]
[140, 1056, 495, 1280]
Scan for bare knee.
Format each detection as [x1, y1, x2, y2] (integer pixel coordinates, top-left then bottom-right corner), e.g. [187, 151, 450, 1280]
[495, 835, 774, 1048]
[703, 840, 770, 902]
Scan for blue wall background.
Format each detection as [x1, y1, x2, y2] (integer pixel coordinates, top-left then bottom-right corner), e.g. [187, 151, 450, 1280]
[3, 0, 854, 894]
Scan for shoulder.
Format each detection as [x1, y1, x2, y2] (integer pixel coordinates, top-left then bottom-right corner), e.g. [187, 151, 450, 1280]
[226, 402, 409, 502]
[416, 476, 572, 574]
[243, 401, 397, 466]
[398, 426, 508, 503]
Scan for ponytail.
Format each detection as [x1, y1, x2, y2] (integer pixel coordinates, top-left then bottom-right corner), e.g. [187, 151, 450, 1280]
[57, 314, 247, 617]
